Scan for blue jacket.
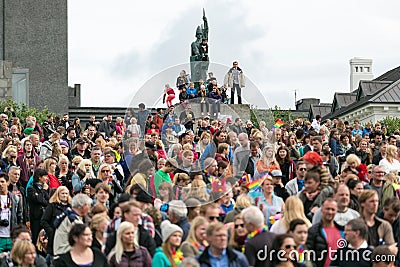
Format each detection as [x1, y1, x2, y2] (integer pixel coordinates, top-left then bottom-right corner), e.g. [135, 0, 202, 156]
[330, 138, 343, 156]
[186, 87, 197, 97]
[197, 246, 248, 267]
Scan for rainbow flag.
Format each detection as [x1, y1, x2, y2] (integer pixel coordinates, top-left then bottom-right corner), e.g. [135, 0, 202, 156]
[240, 174, 252, 184]
[273, 118, 284, 129]
[246, 180, 260, 190]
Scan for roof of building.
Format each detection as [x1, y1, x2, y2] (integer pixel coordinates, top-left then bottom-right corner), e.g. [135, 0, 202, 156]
[373, 66, 400, 82]
[309, 103, 332, 121]
[331, 92, 357, 113]
[323, 73, 400, 120]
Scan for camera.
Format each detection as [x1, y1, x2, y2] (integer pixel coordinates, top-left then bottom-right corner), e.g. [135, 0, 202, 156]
[0, 219, 9, 227]
[160, 203, 169, 213]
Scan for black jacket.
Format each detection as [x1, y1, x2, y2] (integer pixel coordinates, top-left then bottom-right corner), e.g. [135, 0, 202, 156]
[41, 202, 71, 255]
[27, 183, 49, 220]
[306, 221, 344, 267]
[197, 246, 248, 267]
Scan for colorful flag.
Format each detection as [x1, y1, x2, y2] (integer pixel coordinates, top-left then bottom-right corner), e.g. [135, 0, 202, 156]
[273, 118, 284, 129]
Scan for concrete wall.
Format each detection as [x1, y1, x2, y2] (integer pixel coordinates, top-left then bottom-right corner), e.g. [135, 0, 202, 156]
[2, 0, 68, 113]
[0, 61, 12, 99]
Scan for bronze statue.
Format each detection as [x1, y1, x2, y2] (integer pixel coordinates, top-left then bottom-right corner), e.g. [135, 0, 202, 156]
[190, 9, 209, 83]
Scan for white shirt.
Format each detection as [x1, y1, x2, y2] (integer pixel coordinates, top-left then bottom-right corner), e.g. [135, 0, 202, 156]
[0, 195, 11, 238]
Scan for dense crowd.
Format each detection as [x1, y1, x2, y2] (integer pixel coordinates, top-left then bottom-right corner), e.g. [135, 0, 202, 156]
[0, 73, 398, 267]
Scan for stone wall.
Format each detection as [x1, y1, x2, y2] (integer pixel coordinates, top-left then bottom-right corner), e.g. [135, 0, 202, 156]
[0, 61, 12, 99]
[2, 0, 68, 114]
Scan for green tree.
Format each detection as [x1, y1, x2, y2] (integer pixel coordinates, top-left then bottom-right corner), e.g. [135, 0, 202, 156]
[0, 99, 57, 125]
[378, 116, 400, 135]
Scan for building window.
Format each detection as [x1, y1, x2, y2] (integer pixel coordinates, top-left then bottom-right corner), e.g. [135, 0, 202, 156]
[355, 67, 358, 72]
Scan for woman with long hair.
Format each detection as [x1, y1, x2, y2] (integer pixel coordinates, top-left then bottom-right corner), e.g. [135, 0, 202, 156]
[187, 179, 209, 203]
[271, 234, 302, 267]
[90, 213, 110, 251]
[152, 220, 184, 267]
[255, 144, 280, 178]
[27, 168, 50, 245]
[158, 182, 175, 203]
[16, 139, 40, 187]
[36, 229, 48, 258]
[43, 157, 62, 189]
[72, 158, 96, 193]
[97, 163, 123, 203]
[328, 128, 343, 157]
[270, 196, 311, 234]
[196, 131, 211, 157]
[276, 146, 296, 185]
[379, 144, 400, 174]
[108, 221, 151, 267]
[228, 214, 248, 252]
[72, 117, 82, 136]
[356, 138, 372, 165]
[286, 133, 300, 161]
[288, 219, 313, 267]
[41, 186, 72, 260]
[181, 216, 209, 258]
[347, 179, 363, 212]
[10, 240, 37, 267]
[55, 155, 73, 192]
[54, 224, 108, 267]
[1, 145, 18, 172]
[256, 176, 284, 224]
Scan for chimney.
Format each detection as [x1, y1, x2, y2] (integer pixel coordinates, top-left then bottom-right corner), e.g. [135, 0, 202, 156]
[349, 58, 373, 92]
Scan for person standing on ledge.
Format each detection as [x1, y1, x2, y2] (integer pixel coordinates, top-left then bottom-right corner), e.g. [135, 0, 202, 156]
[224, 61, 245, 104]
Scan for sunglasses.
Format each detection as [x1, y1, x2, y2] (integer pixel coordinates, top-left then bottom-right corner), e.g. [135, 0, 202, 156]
[208, 216, 219, 221]
[284, 244, 297, 250]
[101, 169, 111, 173]
[299, 168, 307, 171]
[234, 224, 244, 229]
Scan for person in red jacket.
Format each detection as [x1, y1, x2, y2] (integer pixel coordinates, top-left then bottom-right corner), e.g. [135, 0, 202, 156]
[163, 84, 175, 108]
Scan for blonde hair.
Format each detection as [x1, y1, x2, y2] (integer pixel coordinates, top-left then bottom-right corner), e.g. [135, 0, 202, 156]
[36, 229, 47, 254]
[90, 213, 110, 233]
[43, 157, 57, 173]
[281, 196, 312, 230]
[108, 221, 138, 264]
[11, 240, 36, 265]
[345, 154, 361, 167]
[385, 145, 397, 160]
[188, 180, 209, 201]
[78, 159, 95, 177]
[72, 155, 83, 165]
[49, 186, 72, 204]
[2, 145, 17, 158]
[58, 154, 69, 166]
[235, 194, 253, 209]
[183, 216, 208, 248]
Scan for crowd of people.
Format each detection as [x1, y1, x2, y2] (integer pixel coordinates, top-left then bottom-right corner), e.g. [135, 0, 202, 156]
[0, 95, 398, 267]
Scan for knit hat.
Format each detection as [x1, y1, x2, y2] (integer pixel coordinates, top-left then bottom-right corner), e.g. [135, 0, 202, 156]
[23, 128, 34, 135]
[303, 151, 323, 166]
[161, 220, 183, 243]
[59, 141, 69, 148]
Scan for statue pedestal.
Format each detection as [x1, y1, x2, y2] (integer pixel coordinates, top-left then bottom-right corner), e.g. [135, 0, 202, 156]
[190, 58, 209, 84]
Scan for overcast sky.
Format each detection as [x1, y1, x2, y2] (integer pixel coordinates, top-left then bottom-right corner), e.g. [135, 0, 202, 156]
[68, 0, 400, 110]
